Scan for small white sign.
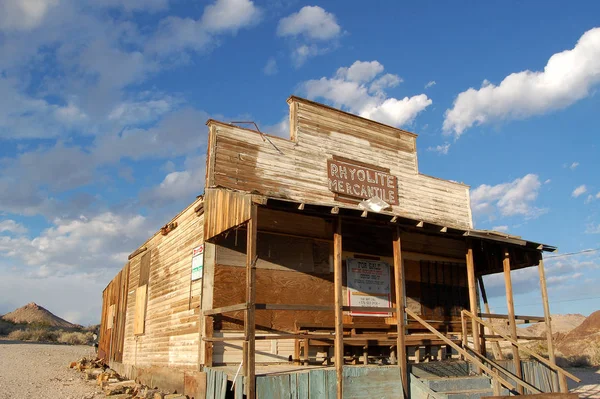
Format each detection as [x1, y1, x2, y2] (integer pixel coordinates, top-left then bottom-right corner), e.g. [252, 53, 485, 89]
[191, 245, 204, 281]
[346, 258, 392, 317]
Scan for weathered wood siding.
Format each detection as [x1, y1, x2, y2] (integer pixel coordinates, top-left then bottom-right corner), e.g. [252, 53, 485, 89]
[99, 263, 129, 363]
[121, 198, 204, 369]
[204, 188, 252, 240]
[206, 97, 472, 229]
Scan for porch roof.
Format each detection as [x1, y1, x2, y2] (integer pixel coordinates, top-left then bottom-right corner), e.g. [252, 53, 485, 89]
[253, 194, 557, 253]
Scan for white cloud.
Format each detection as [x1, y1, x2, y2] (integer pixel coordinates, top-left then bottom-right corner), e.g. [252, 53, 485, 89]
[586, 224, 600, 234]
[569, 161, 580, 170]
[470, 174, 546, 219]
[427, 143, 451, 155]
[444, 27, 600, 136]
[492, 225, 509, 232]
[0, 220, 27, 235]
[544, 179, 551, 184]
[263, 57, 278, 75]
[200, 0, 261, 33]
[277, 6, 342, 66]
[337, 61, 384, 83]
[142, 155, 206, 207]
[425, 80, 436, 89]
[301, 60, 431, 128]
[0, 212, 154, 277]
[148, 0, 261, 55]
[264, 117, 289, 138]
[572, 185, 587, 198]
[0, 0, 59, 31]
[108, 95, 178, 125]
[277, 6, 341, 40]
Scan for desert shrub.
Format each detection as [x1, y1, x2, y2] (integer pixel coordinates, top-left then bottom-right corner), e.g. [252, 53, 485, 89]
[58, 331, 93, 345]
[7, 329, 31, 341]
[565, 355, 592, 368]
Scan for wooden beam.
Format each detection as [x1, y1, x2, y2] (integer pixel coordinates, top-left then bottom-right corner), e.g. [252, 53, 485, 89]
[503, 249, 523, 394]
[331, 206, 339, 214]
[478, 276, 504, 360]
[478, 313, 546, 323]
[539, 258, 567, 393]
[297, 203, 305, 210]
[440, 227, 448, 233]
[203, 303, 248, 316]
[244, 205, 258, 399]
[390, 216, 398, 223]
[393, 227, 408, 399]
[128, 246, 147, 260]
[333, 217, 344, 399]
[466, 240, 481, 371]
[360, 210, 368, 218]
[416, 221, 424, 228]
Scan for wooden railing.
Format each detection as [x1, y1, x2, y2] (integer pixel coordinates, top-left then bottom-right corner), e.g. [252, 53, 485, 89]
[461, 310, 581, 393]
[405, 308, 519, 395]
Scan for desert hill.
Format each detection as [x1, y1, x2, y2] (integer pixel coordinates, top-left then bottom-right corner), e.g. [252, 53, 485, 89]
[2, 302, 78, 329]
[555, 310, 600, 364]
[521, 313, 587, 337]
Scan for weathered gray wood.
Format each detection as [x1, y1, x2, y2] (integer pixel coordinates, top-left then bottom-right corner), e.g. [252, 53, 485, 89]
[503, 249, 523, 394]
[333, 217, 343, 399]
[244, 204, 258, 398]
[539, 258, 567, 393]
[393, 227, 408, 399]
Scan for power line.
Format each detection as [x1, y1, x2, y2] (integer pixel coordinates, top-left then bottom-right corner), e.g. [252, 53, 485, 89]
[545, 247, 600, 259]
[491, 295, 600, 309]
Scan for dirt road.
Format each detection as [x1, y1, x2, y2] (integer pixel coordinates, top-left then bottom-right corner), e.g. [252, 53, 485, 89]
[0, 340, 101, 399]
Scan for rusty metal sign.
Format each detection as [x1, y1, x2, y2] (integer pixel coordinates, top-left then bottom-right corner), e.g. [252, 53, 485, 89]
[327, 158, 398, 205]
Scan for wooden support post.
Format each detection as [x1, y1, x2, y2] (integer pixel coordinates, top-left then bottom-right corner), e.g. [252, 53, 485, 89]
[244, 205, 258, 399]
[539, 258, 567, 393]
[478, 276, 504, 360]
[503, 249, 524, 394]
[333, 218, 344, 399]
[393, 227, 408, 399]
[466, 240, 481, 372]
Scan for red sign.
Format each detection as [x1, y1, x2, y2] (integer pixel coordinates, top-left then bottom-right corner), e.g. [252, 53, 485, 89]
[327, 158, 398, 205]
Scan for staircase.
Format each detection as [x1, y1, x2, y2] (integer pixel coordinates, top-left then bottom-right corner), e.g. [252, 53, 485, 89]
[410, 361, 494, 399]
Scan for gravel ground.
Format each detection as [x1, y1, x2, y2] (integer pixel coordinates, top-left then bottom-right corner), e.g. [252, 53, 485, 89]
[0, 339, 597, 398]
[0, 340, 102, 399]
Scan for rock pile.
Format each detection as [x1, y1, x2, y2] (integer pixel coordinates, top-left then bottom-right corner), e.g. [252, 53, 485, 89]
[69, 358, 188, 399]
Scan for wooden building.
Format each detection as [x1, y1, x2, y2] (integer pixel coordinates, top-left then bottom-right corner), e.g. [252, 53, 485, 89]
[99, 97, 579, 398]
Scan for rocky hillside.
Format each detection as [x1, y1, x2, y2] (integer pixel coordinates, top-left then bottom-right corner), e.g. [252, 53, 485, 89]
[2, 303, 78, 329]
[521, 313, 587, 337]
[555, 310, 600, 365]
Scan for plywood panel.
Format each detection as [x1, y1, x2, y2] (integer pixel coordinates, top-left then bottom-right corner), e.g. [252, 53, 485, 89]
[134, 285, 147, 335]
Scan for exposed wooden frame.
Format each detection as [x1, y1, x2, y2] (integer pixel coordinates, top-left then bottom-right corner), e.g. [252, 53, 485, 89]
[477, 313, 545, 322]
[243, 204, 258, 398]
[539, 258, 568, 393]
[393, 227, 408, 399]
[503, 249, 523, 394]
[333, 217, 344, 399]
[466, 240, 481, 370]
[478, 276, 504, 360]
[462, 310, 581, 383]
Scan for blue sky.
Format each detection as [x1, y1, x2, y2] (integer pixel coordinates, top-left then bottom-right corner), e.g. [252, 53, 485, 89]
[0, 0, 599, 325]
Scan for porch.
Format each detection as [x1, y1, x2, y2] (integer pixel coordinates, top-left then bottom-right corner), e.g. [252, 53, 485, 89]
[201, 191, 579, 398]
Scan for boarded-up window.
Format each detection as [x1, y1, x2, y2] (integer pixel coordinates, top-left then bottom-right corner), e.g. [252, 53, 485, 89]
[139, 252, 151, 286]
[134, 285, 147, 335]
[106, 304, 115, 329]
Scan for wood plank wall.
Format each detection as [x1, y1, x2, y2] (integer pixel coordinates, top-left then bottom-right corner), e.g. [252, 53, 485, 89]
[206, 98, 472, 229]
[204, 188, 252, 240]
[120, 197, 205, 370]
